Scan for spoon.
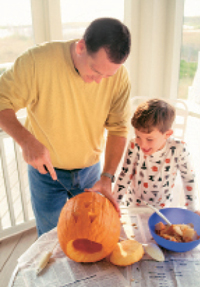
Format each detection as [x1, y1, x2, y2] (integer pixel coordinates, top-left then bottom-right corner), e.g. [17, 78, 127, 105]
[142, 200, 172, 226]
[119, 237, 165, 262]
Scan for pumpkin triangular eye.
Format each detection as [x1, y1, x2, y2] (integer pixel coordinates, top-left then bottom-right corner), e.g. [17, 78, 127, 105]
[88, 212, 97, 223]
[73, 211, 80, 223]
[84, 201, 91, 208]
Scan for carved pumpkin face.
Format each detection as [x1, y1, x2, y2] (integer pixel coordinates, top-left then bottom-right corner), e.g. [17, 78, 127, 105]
[57, 191, 121, 262]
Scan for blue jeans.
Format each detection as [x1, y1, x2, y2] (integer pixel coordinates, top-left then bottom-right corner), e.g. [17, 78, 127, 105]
[28, 162, 101, 237]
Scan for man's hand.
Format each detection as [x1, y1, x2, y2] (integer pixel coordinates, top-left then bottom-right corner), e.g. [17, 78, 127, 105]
[21, 133, 57, 180]
[0, 109, 57, 181]
[84, 176, 121, 216]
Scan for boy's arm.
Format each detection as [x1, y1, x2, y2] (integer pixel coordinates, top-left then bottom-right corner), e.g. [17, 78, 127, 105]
[112, 140, 136, 204]
[178, 142, 200, 212]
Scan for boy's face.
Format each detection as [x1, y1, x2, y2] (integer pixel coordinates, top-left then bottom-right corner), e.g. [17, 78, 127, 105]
[134, 128, 173, 156]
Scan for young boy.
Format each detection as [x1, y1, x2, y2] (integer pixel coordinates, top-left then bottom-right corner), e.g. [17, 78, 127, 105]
[113, 99, 200, 214]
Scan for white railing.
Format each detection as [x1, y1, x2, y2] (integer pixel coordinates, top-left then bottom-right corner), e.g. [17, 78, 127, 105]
[0, 115, 35, 240]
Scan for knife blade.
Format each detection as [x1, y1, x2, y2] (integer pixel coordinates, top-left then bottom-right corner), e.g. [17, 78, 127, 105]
[56, 178, 74, 198]
[44, 165, 74, 198]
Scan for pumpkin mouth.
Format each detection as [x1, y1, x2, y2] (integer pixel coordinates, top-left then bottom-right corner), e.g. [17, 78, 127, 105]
[66, 239, 105, 262]
[73, 239, 102, 254]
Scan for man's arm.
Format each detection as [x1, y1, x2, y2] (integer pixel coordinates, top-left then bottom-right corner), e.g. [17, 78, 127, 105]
[0, 109, 57, 180]
[102, 134, 127, 176]
[85, 134, 127, 213]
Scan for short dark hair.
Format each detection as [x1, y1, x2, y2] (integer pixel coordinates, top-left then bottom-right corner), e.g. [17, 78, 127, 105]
[83, 18, 131, 64]
[131, 99, 176, 134]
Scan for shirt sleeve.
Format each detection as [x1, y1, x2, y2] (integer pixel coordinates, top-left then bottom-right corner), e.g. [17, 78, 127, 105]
[113, 139, 136, 203]
[178, 142, 199, 211]
[105, 65, 131, 138]
[0, 49, 36, 113]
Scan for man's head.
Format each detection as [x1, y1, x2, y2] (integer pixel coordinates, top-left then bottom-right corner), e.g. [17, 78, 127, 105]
[131, 99, 175, 155]
[72, 18, 131, 83]
[83, 17, 131, 64]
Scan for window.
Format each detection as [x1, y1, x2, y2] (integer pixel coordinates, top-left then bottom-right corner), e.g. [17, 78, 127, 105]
[0, 0, 34, 74]
[178, 0, 200, 114]
[60, 0, 124, 41]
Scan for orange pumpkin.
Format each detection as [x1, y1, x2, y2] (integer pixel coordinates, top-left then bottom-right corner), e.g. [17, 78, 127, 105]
[57, 191, 120, 263]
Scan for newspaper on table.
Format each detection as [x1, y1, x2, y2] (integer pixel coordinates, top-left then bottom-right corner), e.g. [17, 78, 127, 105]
[11, 208, 200, 287]
[13, 228, 129, 287]
[129, 258, 200, 287]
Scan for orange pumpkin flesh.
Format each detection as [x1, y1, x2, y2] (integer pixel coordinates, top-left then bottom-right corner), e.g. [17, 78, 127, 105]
[57, 191, 120, 263]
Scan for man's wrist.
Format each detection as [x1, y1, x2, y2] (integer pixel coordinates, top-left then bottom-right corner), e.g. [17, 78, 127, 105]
[101, 172, 115, 183]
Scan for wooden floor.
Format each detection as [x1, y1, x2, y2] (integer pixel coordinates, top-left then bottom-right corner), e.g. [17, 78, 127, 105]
[0, 113, 200, 287]
[0, 227, 38, 287]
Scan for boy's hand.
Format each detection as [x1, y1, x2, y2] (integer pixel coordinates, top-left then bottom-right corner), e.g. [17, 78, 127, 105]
[195, 210, 200, 216]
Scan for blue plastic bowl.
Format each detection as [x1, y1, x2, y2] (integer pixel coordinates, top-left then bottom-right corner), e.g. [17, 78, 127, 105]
[148, 208, 200, 252]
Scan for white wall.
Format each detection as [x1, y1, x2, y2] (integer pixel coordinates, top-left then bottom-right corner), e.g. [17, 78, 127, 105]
[124, 0, 184, 100]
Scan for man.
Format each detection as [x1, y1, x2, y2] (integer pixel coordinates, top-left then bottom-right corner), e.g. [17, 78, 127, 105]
[0, 18, 131, 236]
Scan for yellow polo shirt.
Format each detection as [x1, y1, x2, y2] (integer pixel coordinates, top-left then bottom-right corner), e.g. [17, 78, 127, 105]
[0, 40, 131, 169]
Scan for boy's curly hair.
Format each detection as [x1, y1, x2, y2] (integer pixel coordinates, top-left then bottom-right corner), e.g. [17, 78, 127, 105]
[131, 99, 176, 134]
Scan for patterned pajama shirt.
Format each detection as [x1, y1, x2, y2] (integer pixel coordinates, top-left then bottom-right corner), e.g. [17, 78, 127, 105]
[113, 137, 198, 211]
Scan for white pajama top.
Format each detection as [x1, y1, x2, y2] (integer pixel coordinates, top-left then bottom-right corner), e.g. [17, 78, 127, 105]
[113, 137, 199, 211]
